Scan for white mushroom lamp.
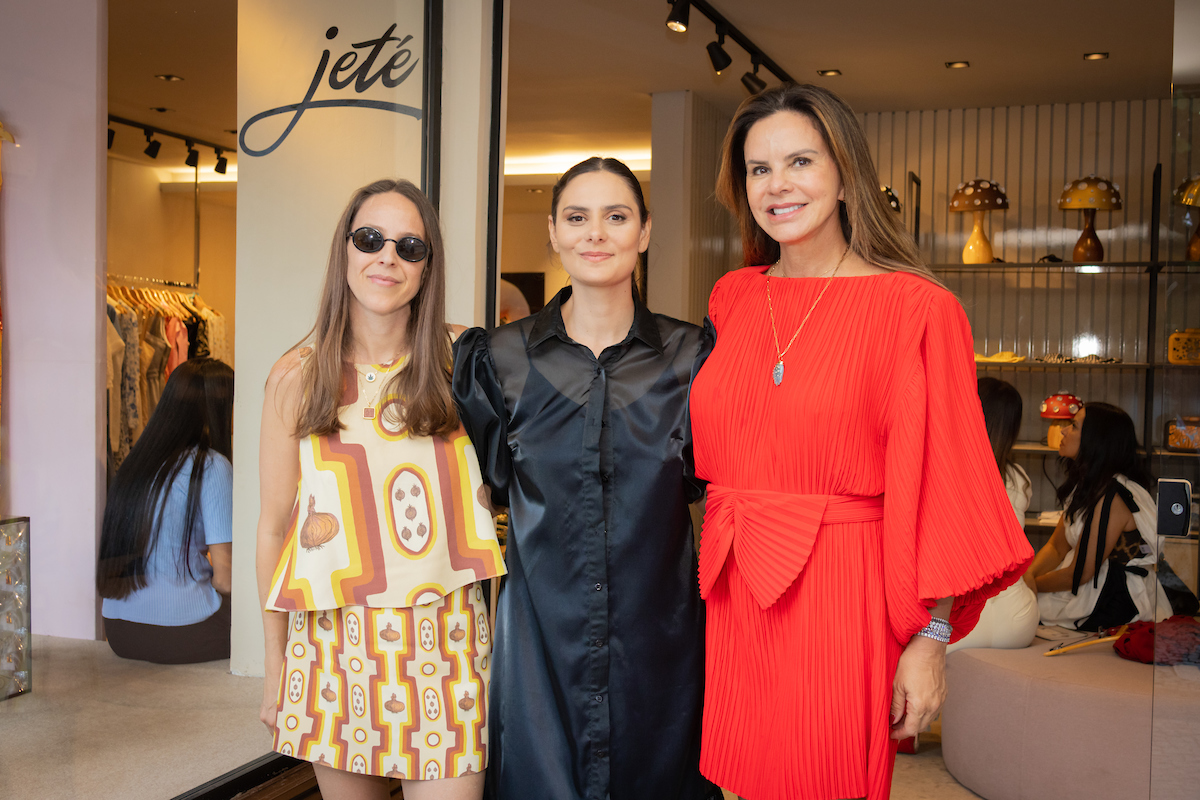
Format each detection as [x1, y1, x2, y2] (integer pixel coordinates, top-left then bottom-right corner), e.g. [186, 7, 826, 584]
[949, 179, 1009, 263]
[1058, 175, 1122, 262]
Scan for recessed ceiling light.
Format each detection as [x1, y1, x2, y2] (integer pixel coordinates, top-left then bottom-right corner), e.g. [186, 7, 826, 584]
[945, 61, 970, 69]
[149, 107, 172, 113]
[816, 69, 842, 77]
[1083, 52, 1109, 61]
[155, 74, 184, 82]
[526, 188, 544, 194]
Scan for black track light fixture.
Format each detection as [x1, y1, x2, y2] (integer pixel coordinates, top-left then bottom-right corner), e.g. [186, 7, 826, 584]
[143, 129, 161, 159]
[214, 148, 228, 174]
[666, 0, 690, 33]
[741, 57, 767, 94]
[185, 140, 199, 168]
[107, 128, 114, 150]
[707, 29, 732, 74]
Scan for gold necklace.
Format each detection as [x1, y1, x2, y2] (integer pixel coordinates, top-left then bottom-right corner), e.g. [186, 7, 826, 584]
[355, 356, 404, 420]
[765, 244, 851, 387]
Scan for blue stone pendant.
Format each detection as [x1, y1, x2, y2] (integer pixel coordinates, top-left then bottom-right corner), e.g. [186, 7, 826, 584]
[772, 360, 784, 386]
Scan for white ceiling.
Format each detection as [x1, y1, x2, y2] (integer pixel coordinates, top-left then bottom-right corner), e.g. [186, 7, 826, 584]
[105, 0, 1174, 171]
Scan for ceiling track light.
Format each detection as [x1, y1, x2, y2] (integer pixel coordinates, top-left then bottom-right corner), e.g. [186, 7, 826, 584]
[109, 114, 235, 173]
[707, 28, 732, 74]
[155, 73, 184, 82]
[1083, 52, 1109, 60]
[666, 0, 690, 32]
[143, 129, 161, 159]
[816, 69, 842, 77]
[741, 57, 767, 95]
[945, 61, 970, 69]
[664, 0, 793, 86]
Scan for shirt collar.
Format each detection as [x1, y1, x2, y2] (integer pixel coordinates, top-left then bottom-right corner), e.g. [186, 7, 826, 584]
[526, 286, 664, 355]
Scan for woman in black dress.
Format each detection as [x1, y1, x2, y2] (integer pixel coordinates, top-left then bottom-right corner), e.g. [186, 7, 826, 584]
[453, 158, 718, 800]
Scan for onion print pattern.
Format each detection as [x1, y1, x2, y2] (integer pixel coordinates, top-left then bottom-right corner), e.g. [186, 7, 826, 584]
[299, 495, 340, 551]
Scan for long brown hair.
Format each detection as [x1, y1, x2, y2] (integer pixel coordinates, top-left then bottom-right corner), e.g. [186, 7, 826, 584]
[716, 83, 943, 287]
[293, 178, 457, 439]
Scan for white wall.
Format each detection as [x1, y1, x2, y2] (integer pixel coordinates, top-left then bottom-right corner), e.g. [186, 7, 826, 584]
[229, 0, 503, 677]
[0, 0, 107, 639]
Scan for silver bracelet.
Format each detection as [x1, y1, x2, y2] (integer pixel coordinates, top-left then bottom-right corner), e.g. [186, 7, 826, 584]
[916, 617, 952, 644]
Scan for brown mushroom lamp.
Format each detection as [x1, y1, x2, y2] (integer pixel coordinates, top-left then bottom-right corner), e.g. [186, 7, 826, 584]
[949, 179, 1008, 263]
[1173, 173, 1200, 262]
[1058, 176, 1121, 262]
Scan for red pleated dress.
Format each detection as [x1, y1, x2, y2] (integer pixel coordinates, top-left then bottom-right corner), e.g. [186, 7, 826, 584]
[690, 267, 1032, 800]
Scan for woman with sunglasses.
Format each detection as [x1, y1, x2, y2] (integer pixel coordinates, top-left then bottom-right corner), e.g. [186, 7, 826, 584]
[256, 179, 505, 800]
[453, 158, 720, 800]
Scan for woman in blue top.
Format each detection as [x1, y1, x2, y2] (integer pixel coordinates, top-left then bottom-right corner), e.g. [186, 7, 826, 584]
[98, 357, 234, 664]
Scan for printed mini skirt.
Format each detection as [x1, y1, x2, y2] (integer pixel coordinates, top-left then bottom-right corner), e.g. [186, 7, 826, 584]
[272, 582, 492, 780]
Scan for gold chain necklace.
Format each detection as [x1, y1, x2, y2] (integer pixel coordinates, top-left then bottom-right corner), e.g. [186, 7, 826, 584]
[765, 244, 851, 387]
[354, 356, 404, 420]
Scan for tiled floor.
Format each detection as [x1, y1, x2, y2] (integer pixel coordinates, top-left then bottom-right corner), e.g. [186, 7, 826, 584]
[0, 635, 981, 799]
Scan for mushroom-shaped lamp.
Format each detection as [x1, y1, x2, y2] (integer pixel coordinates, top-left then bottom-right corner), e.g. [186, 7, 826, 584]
[1058, 176, 1121, 262]
[1041, 391, 1083, 450]
[1173, 173, 1200, 261]
[880, 185, 901, 214]
[949, 179, 1009, 263]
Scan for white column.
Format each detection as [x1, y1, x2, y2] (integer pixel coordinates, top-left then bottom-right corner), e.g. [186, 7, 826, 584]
[648, 91, 693, 321]
[0, 0, 107, 639]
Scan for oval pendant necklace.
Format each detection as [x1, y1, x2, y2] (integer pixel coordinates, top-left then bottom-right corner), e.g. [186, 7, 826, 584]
[766, 245, 850, 386]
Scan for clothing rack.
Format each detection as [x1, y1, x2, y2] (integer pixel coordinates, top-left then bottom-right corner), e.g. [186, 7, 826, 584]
[107, 273, 198, 290]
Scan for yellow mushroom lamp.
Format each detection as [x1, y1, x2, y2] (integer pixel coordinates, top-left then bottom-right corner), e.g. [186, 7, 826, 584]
[1058, 175, 1121, 262]
[1173, 173, 1200, 262]
[949, 179, 1008, 263]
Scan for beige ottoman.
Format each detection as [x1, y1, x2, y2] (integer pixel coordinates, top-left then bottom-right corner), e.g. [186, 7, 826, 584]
[942, 639, 1200, 800]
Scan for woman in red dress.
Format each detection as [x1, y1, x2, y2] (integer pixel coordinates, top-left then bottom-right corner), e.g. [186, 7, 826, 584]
[689, 84, 1033, 800]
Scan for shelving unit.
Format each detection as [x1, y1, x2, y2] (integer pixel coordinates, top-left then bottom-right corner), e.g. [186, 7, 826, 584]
[930, 168, 1200, 532]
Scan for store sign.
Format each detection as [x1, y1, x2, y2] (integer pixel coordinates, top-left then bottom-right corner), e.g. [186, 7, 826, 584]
[240, 23, 422, 157]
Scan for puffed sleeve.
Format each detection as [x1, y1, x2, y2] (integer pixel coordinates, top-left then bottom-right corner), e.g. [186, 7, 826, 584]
[452, 327, 514, 509]
[883, 289, 1033, 643]
[682, 317, 716, 504]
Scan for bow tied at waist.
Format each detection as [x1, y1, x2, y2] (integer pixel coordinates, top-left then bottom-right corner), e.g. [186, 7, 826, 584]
[699, 487, 885, 609]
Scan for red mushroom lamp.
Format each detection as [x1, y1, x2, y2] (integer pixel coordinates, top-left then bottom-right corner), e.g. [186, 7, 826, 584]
[950, 179, 1009, 263]
[1041, 391, 1083, 450]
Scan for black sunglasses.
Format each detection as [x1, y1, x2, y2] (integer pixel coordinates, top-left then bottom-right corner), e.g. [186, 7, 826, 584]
[348, 227, 429, 263]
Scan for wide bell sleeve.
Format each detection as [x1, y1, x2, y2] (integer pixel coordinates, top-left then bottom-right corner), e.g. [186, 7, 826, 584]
[882, 289, 1034, 644]
[452, 327, 514, 509]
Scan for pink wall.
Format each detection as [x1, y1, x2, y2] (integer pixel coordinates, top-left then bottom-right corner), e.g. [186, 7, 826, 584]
[0, 1, 107, 638]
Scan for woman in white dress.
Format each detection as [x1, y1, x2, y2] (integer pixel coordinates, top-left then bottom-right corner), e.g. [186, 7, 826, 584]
[1027, 402, 1172, 631]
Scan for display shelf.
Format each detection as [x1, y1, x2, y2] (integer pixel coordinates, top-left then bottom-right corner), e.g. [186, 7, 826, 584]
[931, 262, 1151, 274]
[974, 362, 1151, 371]
[1013, 441, 1057, 453]
[1152, 448, 1200, 459]
[1024, 515, 1061, 529]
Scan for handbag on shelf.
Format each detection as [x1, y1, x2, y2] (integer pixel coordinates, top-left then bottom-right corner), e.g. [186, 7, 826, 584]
[1166, 416, 1200, 452]
[1167, 328, 1200, 365]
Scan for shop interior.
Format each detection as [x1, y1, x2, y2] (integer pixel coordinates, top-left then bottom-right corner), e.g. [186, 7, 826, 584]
[2, 0, 1199, 797]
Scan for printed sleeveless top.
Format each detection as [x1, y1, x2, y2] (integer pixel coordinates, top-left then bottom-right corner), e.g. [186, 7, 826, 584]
[265, 353, 506, 611]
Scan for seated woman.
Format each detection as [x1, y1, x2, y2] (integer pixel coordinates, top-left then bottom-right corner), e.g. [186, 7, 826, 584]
[1027, 402, 1173, 631]
[97, 357, 234, 663]
[948, 378, 1039, 652]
